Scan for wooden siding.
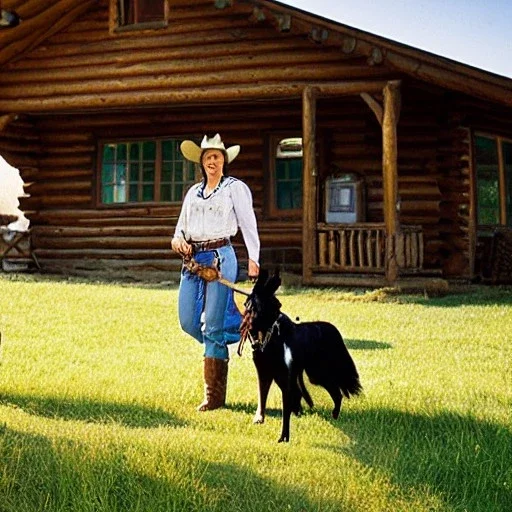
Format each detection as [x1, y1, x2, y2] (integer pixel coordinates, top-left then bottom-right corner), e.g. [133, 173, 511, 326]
[0, 0, 395, 113]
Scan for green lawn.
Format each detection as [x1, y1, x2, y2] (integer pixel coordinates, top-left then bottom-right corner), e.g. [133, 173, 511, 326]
[0, 274, 511, 512]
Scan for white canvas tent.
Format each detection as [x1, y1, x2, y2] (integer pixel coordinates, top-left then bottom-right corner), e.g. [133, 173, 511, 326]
[0, 155, 29, 231]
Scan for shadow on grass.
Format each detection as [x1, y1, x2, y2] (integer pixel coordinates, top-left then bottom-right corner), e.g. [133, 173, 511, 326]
[321, 407, 511, 512]
[0, 272, 180, 291]
[225, 401, 284, 420]
[0, 392, 185, 428]
[0, 426, 350, 512]
[345, 338, 393, 350]
[396, 286, 512, 307]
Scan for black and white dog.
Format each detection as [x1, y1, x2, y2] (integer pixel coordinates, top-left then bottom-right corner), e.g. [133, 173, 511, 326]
[240, 269, 362, 442]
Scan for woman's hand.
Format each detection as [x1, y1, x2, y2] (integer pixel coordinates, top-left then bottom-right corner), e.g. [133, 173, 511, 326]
[248, 259, 259, 281]
[171, 237, 192, 258]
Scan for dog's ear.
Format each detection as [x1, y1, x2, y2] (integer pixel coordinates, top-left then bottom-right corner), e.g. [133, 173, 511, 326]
[265, 268, 281, 295]
[253, 268, 269, 293]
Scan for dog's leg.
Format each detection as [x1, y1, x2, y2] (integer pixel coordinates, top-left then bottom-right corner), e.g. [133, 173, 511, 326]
[278, 387, 292, 443]
[324, 383, 342, 419]
[276, 367, 300, 442]
[297, 371, 314, 409]
[254, 375, 272, 424]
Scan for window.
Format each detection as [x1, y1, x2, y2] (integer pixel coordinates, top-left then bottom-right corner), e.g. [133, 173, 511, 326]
[117, 0, 166, 29]
[100, 139, 196, 205]
[474, 133, 512, 226]
[268, 135, 303, 216]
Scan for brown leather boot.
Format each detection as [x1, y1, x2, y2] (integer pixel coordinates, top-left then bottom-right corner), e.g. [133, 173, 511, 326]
[197, 357, 229, 411]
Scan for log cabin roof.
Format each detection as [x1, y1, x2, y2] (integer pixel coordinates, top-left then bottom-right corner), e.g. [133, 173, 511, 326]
[0, 0, 98, 67]
[0, 0, 510, 110]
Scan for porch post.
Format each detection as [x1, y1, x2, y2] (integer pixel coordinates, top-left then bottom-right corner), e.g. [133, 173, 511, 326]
[382, 80, 401, 283]
[302, 86, 318, 285]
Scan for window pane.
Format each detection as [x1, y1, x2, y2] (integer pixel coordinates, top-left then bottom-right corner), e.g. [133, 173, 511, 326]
[162, 140, 174, 160]
[162, 162, 173, 182]
[120, 0, 134, 25]
[138, 0, 165, 23]
[103, 145, 115, 163]
[129, 184, 138, 202]
[143, 141, 156, 160]
[288, 159, 302, 180]
[475, 135, 500, 225]
[175, 184, 184, 200]
[142, 163, 154, 182]
[120, 0, 164, 25]
[160, 185, 172, 202]
[129, 143, 139, 160]
[277, 183, 294, 209]
[276, 161, 287, 180]
[129, 162, 140, 182]
[142, 184, 154, 201]
[114, 183, 126, 203]
[277, 181, 302, 209]
[186, 167, 196, 181]
[117, 143, 127, 161]
[504, 140, 512, 226]
[103, 185, 113, 204]
[161, 138, 196, 203]
[102, 163, 114, 183]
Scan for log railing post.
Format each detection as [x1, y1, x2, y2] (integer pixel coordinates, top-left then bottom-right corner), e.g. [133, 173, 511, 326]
[302, 86, 318, 284]
[382, 80, 401, 284]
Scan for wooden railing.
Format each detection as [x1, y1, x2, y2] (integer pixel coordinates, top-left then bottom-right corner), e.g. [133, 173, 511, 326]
[396, 225, 424, 272]
[315, 223, 423, 273]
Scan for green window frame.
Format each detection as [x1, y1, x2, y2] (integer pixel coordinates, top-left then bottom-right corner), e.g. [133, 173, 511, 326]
[474, 133, 512, 226]
[267, 134, 303, 217]
[100, 138, 195, 205]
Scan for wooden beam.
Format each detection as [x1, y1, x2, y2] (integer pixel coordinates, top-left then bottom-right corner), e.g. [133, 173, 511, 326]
[0, 0, 96, 66]
[0, 80, 390, 113]
[0, 113, 17, 131]
[382, 80, 401, 284]
[360, 93, 383, 126]
[386, 51, 512, 108]
[302, 86, 318, 285]
[497, 136, 507, 225]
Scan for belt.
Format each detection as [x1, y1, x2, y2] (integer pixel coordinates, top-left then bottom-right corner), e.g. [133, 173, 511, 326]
[191, 238, 230, 252]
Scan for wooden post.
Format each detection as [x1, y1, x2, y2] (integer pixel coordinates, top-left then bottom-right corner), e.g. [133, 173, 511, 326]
[302, 86, 318, 285]
[382, 80, 401, 283]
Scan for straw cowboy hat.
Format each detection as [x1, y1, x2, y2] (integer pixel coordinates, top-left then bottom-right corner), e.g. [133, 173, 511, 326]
[180, 134, 240, 164]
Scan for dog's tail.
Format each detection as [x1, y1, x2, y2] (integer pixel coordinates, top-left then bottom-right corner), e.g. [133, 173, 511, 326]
[339, 350, 363, 398]
[338, 336, 363, 398]
[341, 373, 363, 399]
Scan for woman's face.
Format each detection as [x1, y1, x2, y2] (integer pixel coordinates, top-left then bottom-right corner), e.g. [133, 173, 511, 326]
[202, 149, 225, 180]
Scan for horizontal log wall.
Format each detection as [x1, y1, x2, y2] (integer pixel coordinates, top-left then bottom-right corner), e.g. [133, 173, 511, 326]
[19, 103, 307, 280]
[0, 0, 394, 112]
[447, 94, 512, 279]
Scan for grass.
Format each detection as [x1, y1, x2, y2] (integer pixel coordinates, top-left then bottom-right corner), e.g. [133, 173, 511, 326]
[0, 273, 511, 512]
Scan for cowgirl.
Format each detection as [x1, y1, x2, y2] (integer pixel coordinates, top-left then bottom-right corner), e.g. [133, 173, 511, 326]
[171, 134, 260, 411]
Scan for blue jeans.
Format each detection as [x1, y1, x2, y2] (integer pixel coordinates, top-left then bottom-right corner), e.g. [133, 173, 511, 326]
[178, 245, 242, 359]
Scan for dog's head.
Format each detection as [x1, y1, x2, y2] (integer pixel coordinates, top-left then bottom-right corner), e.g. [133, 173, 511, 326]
[241, 269, 282, 350]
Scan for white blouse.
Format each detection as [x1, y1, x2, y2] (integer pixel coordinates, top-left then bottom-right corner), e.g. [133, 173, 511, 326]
[174, 177, 260, 264]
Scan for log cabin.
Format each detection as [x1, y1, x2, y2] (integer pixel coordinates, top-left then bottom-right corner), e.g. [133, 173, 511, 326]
[0, 0, 511, 286]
